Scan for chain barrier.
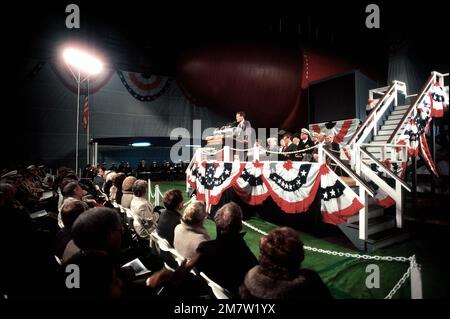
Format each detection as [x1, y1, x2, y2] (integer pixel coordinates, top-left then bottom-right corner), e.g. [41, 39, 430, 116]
[384, 264, 412, 299]
[242, 220, 415, 299]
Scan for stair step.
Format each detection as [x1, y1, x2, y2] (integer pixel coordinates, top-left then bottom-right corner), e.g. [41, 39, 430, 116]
[346, 206, 384, 224]
[394, 105, 410, 111]
[373, 135, 390, 141]
[391, 109, 408, 116]
[381, 123, 403, 130]
[366, 228, 409, 251]
[377, 130, 393, 136]
[366, 146, 381, 154]
[387, 114, 404, 120]
[346, 215, 396, 235]
[384, 119, 401, 125]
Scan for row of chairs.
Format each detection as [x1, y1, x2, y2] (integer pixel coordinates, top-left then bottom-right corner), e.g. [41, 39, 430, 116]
[115, 202, 232, 299]
[149, 230, 232, 299]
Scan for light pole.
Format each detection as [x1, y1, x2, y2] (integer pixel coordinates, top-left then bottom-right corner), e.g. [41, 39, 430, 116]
[63, 47, 103, 176]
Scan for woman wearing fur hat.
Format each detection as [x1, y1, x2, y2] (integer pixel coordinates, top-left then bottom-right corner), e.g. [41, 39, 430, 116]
[240, 227, 331, 299]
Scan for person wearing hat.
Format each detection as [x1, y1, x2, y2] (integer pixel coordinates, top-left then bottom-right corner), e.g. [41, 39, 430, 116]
[297, 128, 314, 161]
[239, 227, 331, 299]
[311, 132, 321, 162]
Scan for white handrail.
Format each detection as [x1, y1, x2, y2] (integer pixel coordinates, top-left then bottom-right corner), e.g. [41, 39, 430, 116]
[388, 71, 448, 143]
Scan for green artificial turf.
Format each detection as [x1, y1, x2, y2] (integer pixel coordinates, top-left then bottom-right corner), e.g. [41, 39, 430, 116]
[150, 181, 448, 299]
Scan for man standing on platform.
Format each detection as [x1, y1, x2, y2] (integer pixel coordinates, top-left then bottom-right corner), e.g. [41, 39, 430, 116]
[298, 128, 314, 161]
[235, 111, 253, 161]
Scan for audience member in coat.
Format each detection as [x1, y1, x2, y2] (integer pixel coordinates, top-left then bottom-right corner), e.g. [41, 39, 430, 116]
[120, 176, 136, 209]
[239, 227, 332, 299]
[55, 199, 86, 258]
[130, 180, 158, 239]
[195, 202, 258, 296]
[174, 200, 210, 259]
[156, 189, 183, 246]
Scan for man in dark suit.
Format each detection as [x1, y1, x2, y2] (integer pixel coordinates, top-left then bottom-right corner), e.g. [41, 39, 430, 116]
[233, 111, 253, 161]
[281, 132, 298, 161]
[195, 202, 258, 297]
[235, 111, 252, 144]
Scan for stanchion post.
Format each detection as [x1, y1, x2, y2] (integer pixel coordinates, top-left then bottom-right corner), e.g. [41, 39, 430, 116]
[155, 185, 160, 206]
[147, 178, 151, 203]
[253, 145, 259, 161]
[224, 145, 231, 162]
[410, 255, 423, 299]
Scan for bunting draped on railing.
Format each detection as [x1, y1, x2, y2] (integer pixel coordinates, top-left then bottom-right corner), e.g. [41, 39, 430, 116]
[397, 82, 448, 177]
[187, 160, 363, 225]
[309, 118, 359, 160]
[309, 118, 359, 144]
[319, 166, 364, 224]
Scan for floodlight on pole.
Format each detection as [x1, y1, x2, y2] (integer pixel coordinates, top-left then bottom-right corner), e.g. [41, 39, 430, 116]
[62, 47, 103, 176]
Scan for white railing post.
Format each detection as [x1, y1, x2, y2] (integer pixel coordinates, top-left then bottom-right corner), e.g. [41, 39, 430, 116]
[318, 143, 324, 164]
[223, 145, 231, 162]
[394, 83, 398, 107]
[373, 109, 377, 136]
[147, 178, 152, 203]
[395, 181, 403, 228]
[253, 145, 259, 161]
[196, 148, 202, 162]
[355, 145, 361, 175]
[410, 255, 423, 299]
[359, 187, 368, 240]
[155, 185, 160, 206]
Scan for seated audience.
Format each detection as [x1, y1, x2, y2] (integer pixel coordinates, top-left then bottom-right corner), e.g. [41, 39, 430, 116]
[130, 180, 158, 239]
[156, 189, 183, 246]
[92, 166, 105, 189]
[195, 202, 258, 296]
[120, 176, 136, 208]
[62, 251, 123, 300]
[55, 199, 86, 258]
[109, 172, 126, 203]
[174, 200, 210, 259]
[240, 227, 332, 299]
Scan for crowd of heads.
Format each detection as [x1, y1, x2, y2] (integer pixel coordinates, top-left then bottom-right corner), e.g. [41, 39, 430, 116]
[0, 160, 330, 301]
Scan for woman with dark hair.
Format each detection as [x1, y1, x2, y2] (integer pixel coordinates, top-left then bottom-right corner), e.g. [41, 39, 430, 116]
[156, 189, 183, 245]
[109, 172, 126, 204]
[239, 227, 331, 299]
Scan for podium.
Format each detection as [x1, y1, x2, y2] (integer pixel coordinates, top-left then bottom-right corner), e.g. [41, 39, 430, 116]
[205, 136, 236, 161]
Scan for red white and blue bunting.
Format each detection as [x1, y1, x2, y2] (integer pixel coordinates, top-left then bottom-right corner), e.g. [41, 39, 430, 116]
[261, 161, 324, 213]
[319, 166, 364, 224]
[193, 161, 243, 206]
[309, 118, 359, 145]
[233, 160, 270, 206]
[396, 82, 447, 176]
[187, 160, 363, 225]
[429, 82, 448, 118]
[117, 71, 172, 101]
[309, 118, 359, 160]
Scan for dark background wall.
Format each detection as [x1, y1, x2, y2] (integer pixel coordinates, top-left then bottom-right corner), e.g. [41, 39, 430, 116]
[1, 1, 448, 170]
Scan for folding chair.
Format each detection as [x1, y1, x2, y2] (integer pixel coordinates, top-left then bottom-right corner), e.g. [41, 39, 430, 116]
[199, 272, 232, 299]
[149, 231, 179, 271]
